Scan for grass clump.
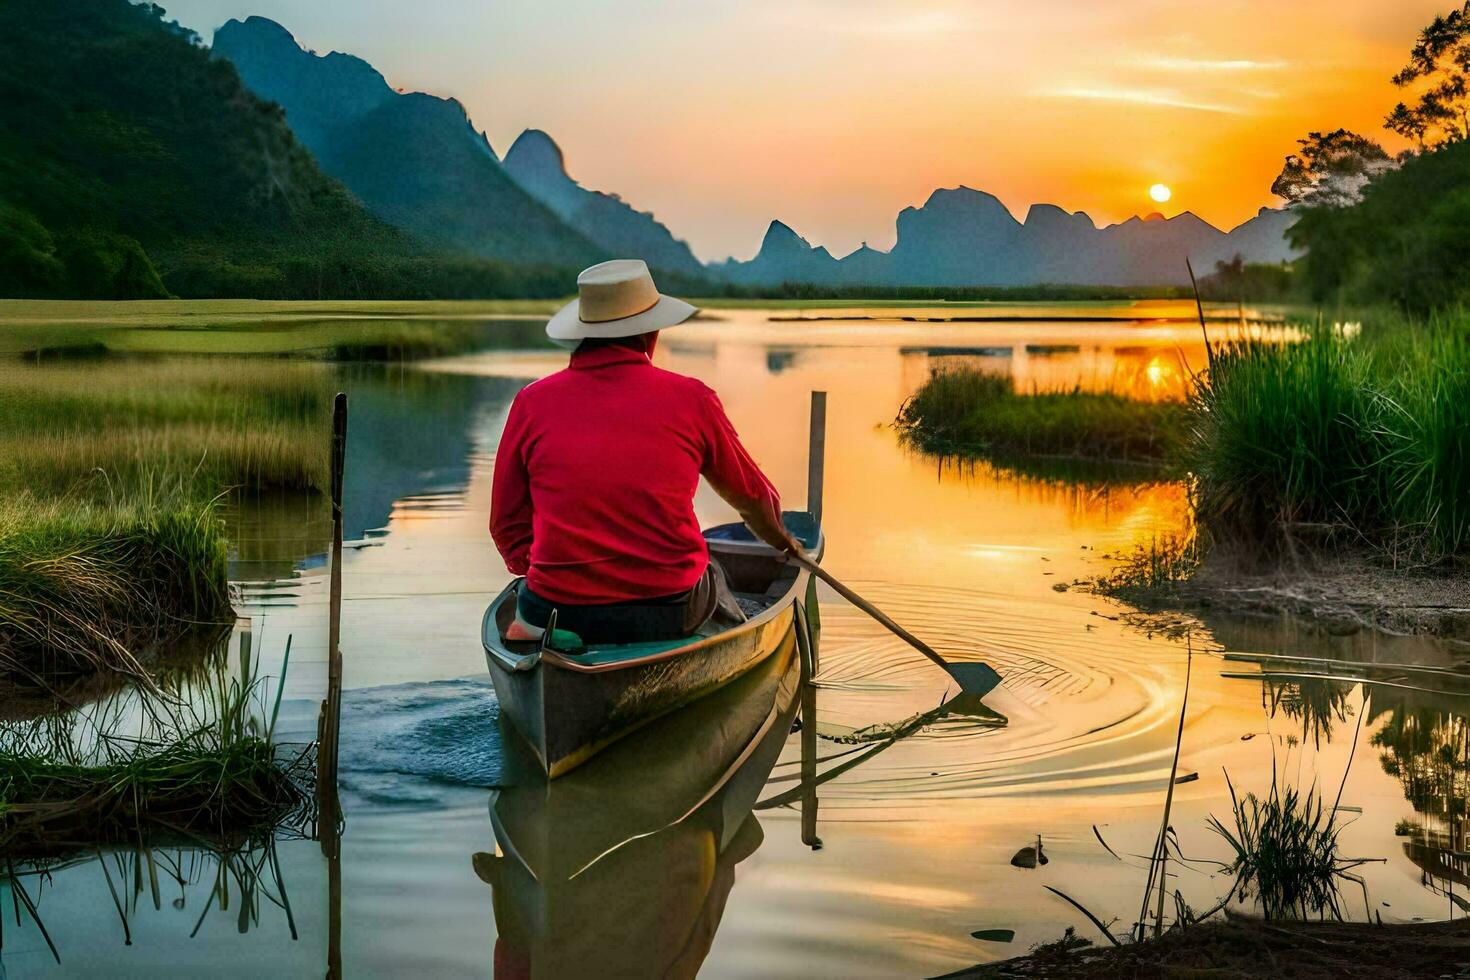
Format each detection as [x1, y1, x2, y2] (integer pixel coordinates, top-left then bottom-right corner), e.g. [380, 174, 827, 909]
[0, 358, 334, 675]
[896, 369, 1188, 466]
[1186, 312, 1470, 564]
[0, 643, 310, 856]
[1208, 772, 1372, 920]
[1094, 535, 1202, 603]
[0, 491, 231, 677]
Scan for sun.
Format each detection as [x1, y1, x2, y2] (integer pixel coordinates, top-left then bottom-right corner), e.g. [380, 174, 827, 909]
[1149, 183, 1173, 204]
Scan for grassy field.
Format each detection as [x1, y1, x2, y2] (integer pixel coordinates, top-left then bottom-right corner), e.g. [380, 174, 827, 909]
[0, 357, 337, 673]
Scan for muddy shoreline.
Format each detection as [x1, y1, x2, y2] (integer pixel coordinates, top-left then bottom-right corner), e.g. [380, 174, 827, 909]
[947, 916, 1470, 978]
[1093, 553, 1470, 644]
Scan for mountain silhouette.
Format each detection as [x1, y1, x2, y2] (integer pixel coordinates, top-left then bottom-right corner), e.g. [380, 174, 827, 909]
[718, 188, 1300, 287]
[213, 17, 601, 268]
[503, 130, 703, 276]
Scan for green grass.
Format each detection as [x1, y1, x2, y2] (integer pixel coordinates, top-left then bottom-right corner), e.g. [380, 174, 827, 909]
[1186, 312, 1470, 563]
[895, 369, 1189, 466]
[0, 358, 337, 674]
[0, 490, 232, 676]
[0, 640, 311, 856]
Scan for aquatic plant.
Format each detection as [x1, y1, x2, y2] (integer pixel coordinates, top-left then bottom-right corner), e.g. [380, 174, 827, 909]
[1206, 771, 1373, 920]
[1375, 315, 1470, 561]
[0, 636, 311, 857]
[1093, 534, 1201, 602]
[1184, 329, 1383, 553]
[895, 369, 1189, 465]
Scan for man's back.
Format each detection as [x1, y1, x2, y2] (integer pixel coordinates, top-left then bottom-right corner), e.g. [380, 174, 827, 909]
[491, 343, 780, 605]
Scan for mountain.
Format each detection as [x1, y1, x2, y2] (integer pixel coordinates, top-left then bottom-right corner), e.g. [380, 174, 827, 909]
[503, 130, 703, 276]
[213, 17, 601, 269]
[714, 221, 840, 285]
[0, 0, 445, 299]
[715, 187, 1301, 288]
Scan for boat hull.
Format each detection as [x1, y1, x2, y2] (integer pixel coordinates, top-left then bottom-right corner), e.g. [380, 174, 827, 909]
[483, 514, 819, 778]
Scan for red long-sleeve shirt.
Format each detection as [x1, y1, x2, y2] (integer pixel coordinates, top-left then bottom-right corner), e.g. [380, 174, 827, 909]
[490, 344, 783, 604]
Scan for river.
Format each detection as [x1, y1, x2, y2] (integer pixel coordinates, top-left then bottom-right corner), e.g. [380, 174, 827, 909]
[4, 301, 1464, 977]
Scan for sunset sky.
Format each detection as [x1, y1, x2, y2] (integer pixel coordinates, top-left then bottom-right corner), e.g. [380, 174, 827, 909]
[166, 0, 1447, 261]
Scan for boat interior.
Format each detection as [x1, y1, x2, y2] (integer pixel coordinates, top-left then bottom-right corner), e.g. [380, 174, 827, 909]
[492, 511, 821, 656]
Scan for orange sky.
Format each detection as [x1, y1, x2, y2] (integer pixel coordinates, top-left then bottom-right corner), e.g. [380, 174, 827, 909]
[171, 0, 1446, 261]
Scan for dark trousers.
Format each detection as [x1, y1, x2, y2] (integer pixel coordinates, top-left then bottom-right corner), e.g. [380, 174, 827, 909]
[517, 560, 745, 646]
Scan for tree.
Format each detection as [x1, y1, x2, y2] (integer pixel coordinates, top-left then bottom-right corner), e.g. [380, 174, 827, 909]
[1270, 129, 1394, 208]
[1387, 2, 1470, 148]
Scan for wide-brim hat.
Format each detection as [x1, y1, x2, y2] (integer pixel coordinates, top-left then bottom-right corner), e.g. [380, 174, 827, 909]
[546, 259, 698, 349]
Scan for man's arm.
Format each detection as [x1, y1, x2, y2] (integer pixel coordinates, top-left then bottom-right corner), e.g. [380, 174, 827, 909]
[490, 394, 534, 574]
[699, 387, 805, 555]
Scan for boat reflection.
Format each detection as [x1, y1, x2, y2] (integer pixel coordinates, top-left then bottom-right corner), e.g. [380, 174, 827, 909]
[475, 640, 802, 979]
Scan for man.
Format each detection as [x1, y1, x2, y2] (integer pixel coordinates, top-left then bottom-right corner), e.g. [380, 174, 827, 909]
[490, 259, 802, 646]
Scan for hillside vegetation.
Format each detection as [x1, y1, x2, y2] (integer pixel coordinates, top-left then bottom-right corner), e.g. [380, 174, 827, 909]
[0, 0, 574, 300]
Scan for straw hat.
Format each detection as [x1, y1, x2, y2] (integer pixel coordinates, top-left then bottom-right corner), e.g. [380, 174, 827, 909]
[546, 259, 698, 349]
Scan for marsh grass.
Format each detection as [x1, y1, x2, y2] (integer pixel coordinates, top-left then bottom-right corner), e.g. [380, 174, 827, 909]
[0, 637, 311, 857]
[1186, 311, 1470, 564]
[1207, 772, 1373, 920]
[0, 358, 335, 674]
[0, 489, 232, 677]
[896, 369, 1188, 466]
[1094, 534, 1202, 602]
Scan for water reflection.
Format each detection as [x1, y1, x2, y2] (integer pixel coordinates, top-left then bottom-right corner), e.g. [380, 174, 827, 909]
[478, 642, 802, 978]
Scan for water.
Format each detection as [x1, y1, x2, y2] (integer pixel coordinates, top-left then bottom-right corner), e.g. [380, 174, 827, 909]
[3, 301, 1465, 977]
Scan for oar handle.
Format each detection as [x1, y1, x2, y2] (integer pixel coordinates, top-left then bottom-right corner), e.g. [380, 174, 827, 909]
[786, 552, 950, 672]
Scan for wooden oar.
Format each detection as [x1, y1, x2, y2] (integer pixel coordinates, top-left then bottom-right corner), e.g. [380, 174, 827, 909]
[786, 552, 1002, 698]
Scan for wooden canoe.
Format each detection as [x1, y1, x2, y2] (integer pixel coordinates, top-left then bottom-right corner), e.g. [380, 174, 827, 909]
[482, 511, 822, 778]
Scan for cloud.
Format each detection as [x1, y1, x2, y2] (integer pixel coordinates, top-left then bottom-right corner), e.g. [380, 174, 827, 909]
[1133, 56, 1288, 72]
[1042, 86, 1247, 114]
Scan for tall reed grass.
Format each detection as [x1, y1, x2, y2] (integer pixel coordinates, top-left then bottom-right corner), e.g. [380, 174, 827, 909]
[1186, 312, 1470, 563]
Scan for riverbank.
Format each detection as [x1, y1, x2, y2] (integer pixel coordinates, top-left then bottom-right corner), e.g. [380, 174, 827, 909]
[950, 915, 1470, 978]
[1096, 546, 1470, 641]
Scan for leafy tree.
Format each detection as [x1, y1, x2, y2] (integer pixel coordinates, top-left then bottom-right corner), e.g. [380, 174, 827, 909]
[1270, 129, 1394, 207]
[1387, 2, 1470, 148]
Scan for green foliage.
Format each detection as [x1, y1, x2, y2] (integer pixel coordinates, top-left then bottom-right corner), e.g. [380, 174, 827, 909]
[1185, 314, 1470, 562]
[895, 369, 1189, 465]
[1184, 331, 1383, 549]
[1377, 320, 1470, 556]
[1270, 129, 1393, 208]
[1289, 139, 1470, 313]
[0, 0, 581, 300]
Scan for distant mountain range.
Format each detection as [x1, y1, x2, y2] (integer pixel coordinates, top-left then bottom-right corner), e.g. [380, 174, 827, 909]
[202, 16, 1298, 291]
[714, 189, 1299, 287]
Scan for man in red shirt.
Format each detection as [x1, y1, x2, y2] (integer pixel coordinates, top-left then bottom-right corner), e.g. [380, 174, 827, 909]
[490, 259, 802, 645]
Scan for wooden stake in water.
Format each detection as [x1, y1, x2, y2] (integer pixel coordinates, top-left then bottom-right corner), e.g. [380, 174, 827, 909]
[807, 391, 827, 527]
[318, 393, 348, 866]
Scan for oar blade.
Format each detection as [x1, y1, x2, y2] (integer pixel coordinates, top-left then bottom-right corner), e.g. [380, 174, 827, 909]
[946, 661, 1003, 698]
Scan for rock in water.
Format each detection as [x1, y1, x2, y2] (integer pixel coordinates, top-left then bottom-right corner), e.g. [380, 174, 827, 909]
[1011, 834, 1048, 869]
